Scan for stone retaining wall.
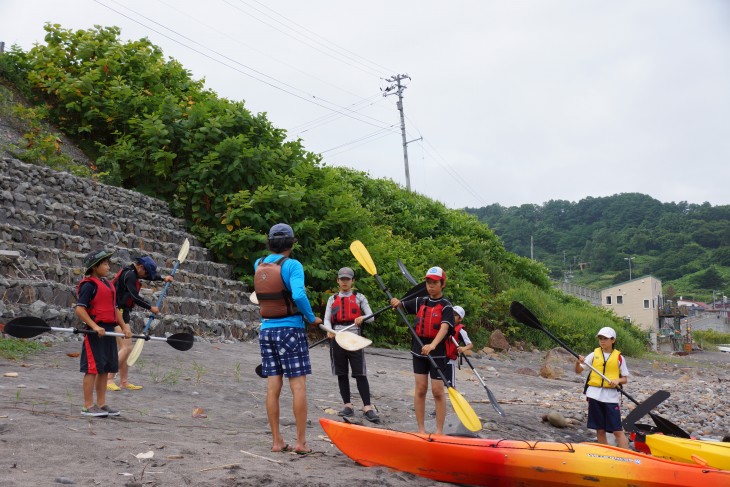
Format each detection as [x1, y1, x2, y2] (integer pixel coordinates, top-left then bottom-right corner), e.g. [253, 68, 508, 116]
[0, 157, 259, 341]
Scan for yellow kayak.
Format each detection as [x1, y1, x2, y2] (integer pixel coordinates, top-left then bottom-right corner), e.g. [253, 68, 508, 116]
[644, 434, 730, 469]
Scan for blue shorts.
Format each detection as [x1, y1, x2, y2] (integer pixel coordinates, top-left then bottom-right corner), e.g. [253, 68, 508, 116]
[586, 397, 623, 432]
[259, 327, 311, 378]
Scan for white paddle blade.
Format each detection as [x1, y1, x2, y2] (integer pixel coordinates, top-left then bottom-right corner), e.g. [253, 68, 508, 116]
[127, 338, 145, 366]
[177, 238, 191, 264]
[249, 291, 258, 305]
[335, 332, 372, 352]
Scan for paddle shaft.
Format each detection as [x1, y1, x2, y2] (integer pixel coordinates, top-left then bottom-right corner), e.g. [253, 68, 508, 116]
[540, 324, 644, 406]
[141, 258, 181, 334]
[375, 275, 455, 388]
[450, 335, 505, 416]
[49, 326, 178, 343]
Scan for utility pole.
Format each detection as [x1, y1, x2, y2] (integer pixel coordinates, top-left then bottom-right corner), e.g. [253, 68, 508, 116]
[382, 74, 421, 191]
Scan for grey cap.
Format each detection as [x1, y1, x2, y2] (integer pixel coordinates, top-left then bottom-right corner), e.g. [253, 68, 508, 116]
[268, 223, 294, 239]
[337, 267, 355, 279]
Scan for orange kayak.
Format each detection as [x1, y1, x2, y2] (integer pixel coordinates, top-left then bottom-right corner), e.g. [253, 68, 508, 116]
[320, 418, 730, 487]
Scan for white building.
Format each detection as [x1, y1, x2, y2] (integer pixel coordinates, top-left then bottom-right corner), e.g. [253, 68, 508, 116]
[600, 275, 662, 332]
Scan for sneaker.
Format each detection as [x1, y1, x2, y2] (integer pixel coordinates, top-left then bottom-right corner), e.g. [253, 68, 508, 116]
[363, 409, 380, 423]
[99, 405, 121, 416]
[106, 382, 121, 392]
[122, 383, 143, 390]
[338, 406, 355, 417]
[81, 405, 109, 417]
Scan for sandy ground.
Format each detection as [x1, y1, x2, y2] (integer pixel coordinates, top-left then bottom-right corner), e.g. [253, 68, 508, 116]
[1, 334, 729, 487]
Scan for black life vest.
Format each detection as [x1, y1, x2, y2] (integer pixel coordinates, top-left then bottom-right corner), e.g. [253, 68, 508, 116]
[112, 266, 141, 309]
[445, 323, 464, 360]
[415, 301, 444, 339]
[331, 293, 362, 324]
[76, 276, 117, 324]
[254, 256, 299, 319]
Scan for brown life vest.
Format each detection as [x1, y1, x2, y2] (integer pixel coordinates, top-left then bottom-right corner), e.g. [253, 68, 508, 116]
[254, 256, 299, 319]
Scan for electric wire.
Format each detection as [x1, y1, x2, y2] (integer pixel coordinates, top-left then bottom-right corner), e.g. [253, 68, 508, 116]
[227, 0, 386, 78]
[95, 0, 394, 130]
[247, 0, 395, 75]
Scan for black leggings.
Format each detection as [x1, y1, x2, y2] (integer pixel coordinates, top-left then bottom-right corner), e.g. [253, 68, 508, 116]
[337, 375, 371, 406]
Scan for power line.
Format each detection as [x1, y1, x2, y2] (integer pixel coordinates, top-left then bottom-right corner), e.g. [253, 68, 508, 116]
[154, 0, 377, 103]
[247, 0, 395, 76]
[224, 0, 385, 78]
[96, 0, 394, 130]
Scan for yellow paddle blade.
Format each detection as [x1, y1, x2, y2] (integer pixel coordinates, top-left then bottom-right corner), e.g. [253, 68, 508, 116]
[127, 338, 145, 366]
[448, 387, 482, 432]
[178, 238, 191, 264]
[350, 240, 377, 276]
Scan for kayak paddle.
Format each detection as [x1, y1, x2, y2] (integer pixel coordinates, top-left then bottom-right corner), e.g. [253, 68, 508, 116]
[622, 390, 671, 433]
[3, 318, 194, 351]
[350, 240, 482, 432]
[398, 258, 505, 417]
[128, 238, 190, 366]
[319, 323, 372, 351]
[509, 301, 690, 438]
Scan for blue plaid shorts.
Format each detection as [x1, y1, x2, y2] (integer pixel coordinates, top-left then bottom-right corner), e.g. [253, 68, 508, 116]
[259, 327, 311, 378]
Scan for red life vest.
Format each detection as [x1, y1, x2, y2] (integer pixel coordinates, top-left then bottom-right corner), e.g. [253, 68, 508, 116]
[254, 256, 299, 319]
[445, 323, 464, 360]
[331, 293, 362, 324]
[415, 301, 445, 339]
[112, 266, 141, 309]
[77, 276, 117, 324]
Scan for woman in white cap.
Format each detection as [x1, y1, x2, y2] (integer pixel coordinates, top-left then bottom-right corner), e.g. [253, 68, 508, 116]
[574, 326, 630, 449]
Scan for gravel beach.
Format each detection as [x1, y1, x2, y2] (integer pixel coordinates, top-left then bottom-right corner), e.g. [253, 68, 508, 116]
[1, 335, 728, 486]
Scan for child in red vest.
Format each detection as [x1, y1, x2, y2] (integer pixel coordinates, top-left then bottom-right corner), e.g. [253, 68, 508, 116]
[108, 255, 173, 391]
[575, 326, 630, 449]
[446, 306, 473, 387]
[75, 249, 131, 417]
[390, 266, 455, 435]
[323, 267, 379, 423]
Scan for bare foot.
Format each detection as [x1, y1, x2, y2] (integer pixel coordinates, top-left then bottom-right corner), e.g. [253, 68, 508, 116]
[271, 443, 290, 453]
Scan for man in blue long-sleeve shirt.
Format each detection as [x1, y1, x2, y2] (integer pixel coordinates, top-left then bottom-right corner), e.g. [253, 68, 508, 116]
[254, 223, 322, 455]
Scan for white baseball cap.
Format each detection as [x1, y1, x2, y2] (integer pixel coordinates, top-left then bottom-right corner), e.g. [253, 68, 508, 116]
[596, 327, 616, 339]
[453, 306, 465, 319]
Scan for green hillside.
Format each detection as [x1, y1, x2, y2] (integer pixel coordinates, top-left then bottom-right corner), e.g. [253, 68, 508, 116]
[467, 194, 730, 304]
[0, 23, 648, 355]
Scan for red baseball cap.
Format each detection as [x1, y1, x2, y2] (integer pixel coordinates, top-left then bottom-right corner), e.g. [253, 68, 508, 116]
[424, 266, 446, 282]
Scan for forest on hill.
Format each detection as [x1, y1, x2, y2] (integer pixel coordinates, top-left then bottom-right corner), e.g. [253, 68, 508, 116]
[467, 193, 730, 303]
[0, 23, 650, 354]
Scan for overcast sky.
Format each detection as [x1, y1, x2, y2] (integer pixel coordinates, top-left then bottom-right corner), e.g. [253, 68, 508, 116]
[2, 1, 729, 209]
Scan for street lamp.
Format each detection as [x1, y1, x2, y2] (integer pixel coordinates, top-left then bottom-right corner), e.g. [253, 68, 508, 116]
[624, 256, 635, 280]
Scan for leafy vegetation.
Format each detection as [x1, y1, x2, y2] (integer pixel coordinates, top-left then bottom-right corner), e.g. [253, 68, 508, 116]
[467, 194, 730, 302]
[0, 24, 652, 353]
[0, 337, 46, 360]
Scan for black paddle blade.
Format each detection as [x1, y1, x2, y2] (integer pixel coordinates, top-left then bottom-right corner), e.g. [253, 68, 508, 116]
[255, 364, 267, 378]
[649, 412, 691, 439]
[622, 390, 671, 432]
[509, 301, 543, 331]
[3, 317, 51, 338]
[167, 333, 194, 351]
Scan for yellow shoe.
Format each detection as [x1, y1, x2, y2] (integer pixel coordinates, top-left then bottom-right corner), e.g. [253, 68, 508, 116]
[123, 383, 143, 390]
[107, 383, 121, 392]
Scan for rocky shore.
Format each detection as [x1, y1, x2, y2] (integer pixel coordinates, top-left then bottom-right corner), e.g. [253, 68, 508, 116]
[1, 336, 728, 486]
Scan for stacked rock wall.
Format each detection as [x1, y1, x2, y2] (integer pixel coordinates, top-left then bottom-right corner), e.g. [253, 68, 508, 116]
[0, 157, 259, 341]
